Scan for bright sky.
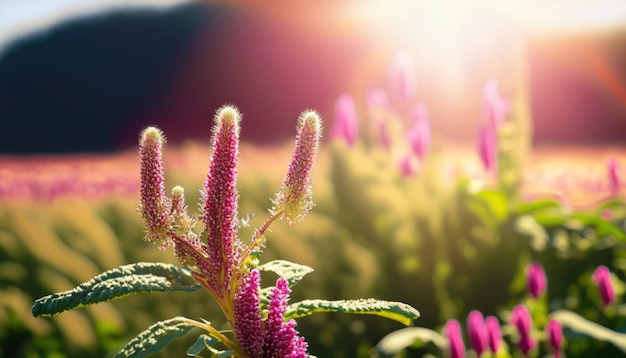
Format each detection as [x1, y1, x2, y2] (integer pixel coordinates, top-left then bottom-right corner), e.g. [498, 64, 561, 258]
[0, 0, 189, 53]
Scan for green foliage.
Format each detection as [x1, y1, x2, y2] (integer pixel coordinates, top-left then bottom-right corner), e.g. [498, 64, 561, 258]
[32, 263, 201, 317]
[111, 317, 198, 358]
[286, 299, 420, 326]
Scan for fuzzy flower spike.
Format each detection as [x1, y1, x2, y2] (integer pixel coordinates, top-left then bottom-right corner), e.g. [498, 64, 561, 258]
[272, 110, 322, 225]
[200, 105, 242, 297]
[139, 127, 171, 247]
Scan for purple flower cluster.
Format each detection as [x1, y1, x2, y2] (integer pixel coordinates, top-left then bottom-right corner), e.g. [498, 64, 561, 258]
[234, 269, 308, 358]
[443, 312, 502, 358]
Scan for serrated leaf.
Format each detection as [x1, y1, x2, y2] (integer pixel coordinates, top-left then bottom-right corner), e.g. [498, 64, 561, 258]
[285, 298, 420, 326]
[551, 309, 626, 352]
[110, 317, 197, 358]
[376, 327, 447, 356]
[187, 334, 234, 357]
[258, 260, 314, 287]
[33, 262, 201, 317]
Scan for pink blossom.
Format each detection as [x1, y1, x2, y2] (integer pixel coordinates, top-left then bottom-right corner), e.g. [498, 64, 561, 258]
[397, 153, 414, 178]
[526, 262, 547, 299]
[444, 319, 465, 358]
[330, 94, 358, 147]
[406, 103, 431, 161]
[477, 125, 497, 175]
[593, 265, 616, 306]
[365, 88, 390, 110]
[263, 277, 308, 357]
[608, 157, 620, 197]
[546, 319, 563, 358]
[389, 50, 417, 104]
[510, 305, 535, 356]
[484, 316, 502, 353]
[466, 310, 488, 356]
[482, 78, 510, 127]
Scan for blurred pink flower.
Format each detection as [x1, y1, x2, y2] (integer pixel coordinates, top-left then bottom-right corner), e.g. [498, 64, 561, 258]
[482, 78, 510, 127]
[484, 315, 502, 353]
[331, 94, 358, 147]
[593, 265, 616, 306]
[477, 124, 497, 175]
[526, 262, 547, 299]
[406, 103, 430, 161]
[389, 50, 417, 104]
[444, 319, 465, 358]
[375, 118, 391, 151]
[466, 310, 488, 356]
[510, 305, 535, 356]
[397, 153, 414, 177]
[608, 157, 620, 197]
[365, 88, 390, 110]
[546, 319, 563, 358]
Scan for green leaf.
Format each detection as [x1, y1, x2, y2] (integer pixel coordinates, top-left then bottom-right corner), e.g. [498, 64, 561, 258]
[475, 189, 509, 221]
[257, 260, 314, 287]
[285, 298, 420, 326]
[110, 317, 197, 358]
[33, 262, 201, 317]
[187, 334, 234, 357]
[551, 309, 626, 352]
[375, 327, 447, 356]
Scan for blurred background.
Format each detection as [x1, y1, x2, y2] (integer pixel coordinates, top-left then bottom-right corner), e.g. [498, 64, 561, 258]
[1, 0, 626, 357]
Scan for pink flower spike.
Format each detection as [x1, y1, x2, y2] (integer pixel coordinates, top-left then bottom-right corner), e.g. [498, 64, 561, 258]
[331, 94, 358, 147]
[200, 105, 242, 294]
[233, 269, 264, 358]
[273, 110, 322, 225]
[263, 277, 308, 357]
[546, 319, 563, 358]
[608, 157, 620, 197]
[406, 103, 431, 161]
[397, 153, 414, 178]
[444, 319, 465, 358]
[365, 88, 390, 110]
[138, 126, 171, 246]
[482, 78, 510, 127]
[510, 305, 535, 356]
[593, 265, 616, 306]
[375, 118, 391, 151]
[485, 316, 502, 353]
[389, 50, 417, 104]
[477, 124, 497, 175]
[527, 262, 547, 299]
[466, 310, 488, 356]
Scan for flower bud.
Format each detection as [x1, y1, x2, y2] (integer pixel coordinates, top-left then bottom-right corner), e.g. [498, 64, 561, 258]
[546, 319, 563, 358]
[608, 157, 620, 197]
[330, 94, 358, 147]
[593, 265, 616, 306]
[406, 103, 430, 161]
[444, 319, 465, 358]
[397, 153, 414, 178]
[477, 124, 497, 175]
[482, 78, 510, 127]
[485, 315, 502, 353]
[510, 305, 535, 356]
[466, 310, 488, 356]
[526, 262, 547, 299]
[389, 50, 417, 104]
